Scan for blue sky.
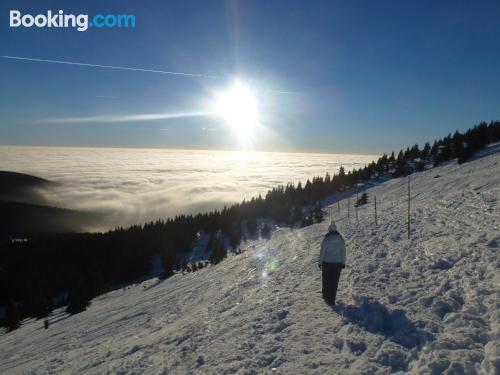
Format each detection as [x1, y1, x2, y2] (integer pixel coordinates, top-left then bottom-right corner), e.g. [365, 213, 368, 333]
[0, 0, 499, 154]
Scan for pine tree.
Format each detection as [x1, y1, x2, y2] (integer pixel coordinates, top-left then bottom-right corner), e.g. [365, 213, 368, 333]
[161, 250, 175, 279]
[453, 131, 464, 157]
[421, 142, 431, 159]
[355, 192, 368, 207]
[312, 204, 324, 223]
[301, 215, 313, 227]
[229, 223, 242, 250]
[415, 160, 426, 171]
[246, 217, 258, 237]
[393, 157, 408, 177]
[376, 154, 387, 175]
[66, 279, 91, 315]
[25, 290, 53, 319]
[261, 223, 271, 238]
[458, 144, 474, 164]
[208, 234, 227, 264]
[4, 301, 21, 332]
[290, 206, 304, 225]
[338, 165, 345, 177]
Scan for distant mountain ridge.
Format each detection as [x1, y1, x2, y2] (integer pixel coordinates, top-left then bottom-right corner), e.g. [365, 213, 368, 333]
[0, 201, 99, 234]
[0, 171, 101, 234]
[0, 171, 52, 195]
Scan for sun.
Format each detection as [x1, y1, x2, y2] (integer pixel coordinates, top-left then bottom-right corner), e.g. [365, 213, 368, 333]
[211, 80, 259, 140]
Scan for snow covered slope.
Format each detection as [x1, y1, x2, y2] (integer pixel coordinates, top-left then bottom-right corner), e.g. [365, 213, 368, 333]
[1, 146, 499, 374]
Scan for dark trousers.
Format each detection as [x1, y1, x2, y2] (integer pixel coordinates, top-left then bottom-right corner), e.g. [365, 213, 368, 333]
[322, 262, 343, 305]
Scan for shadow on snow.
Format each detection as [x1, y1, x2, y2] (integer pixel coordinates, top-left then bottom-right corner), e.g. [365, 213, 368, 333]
[333, 297, 433, 349]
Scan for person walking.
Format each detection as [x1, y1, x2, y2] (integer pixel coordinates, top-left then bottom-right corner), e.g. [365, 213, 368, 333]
[318, 221, 346, 305]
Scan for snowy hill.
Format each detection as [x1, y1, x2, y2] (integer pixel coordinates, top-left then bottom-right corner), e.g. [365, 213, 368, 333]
[1, 146, 499, 374]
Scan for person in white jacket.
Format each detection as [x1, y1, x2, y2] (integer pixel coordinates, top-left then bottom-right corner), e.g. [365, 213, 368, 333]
[318, 221, 346, 305]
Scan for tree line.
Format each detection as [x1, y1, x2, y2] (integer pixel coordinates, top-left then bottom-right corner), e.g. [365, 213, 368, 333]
[1, 120, 498, 331]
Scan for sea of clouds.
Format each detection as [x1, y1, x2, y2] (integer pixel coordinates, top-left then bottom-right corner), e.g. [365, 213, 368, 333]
[0, 146, 377, 230]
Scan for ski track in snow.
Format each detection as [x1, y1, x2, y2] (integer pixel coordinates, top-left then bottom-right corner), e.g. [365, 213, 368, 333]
[1, 145, 499, 374]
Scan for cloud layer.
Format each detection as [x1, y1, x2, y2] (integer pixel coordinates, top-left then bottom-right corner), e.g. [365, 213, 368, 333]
[0, 146, 377, 231]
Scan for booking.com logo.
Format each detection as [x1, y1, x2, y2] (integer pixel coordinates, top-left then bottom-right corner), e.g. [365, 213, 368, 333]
[9, 10, 136, 32]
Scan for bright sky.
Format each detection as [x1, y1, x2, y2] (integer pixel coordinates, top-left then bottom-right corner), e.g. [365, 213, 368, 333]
[0, 0, 499, 154]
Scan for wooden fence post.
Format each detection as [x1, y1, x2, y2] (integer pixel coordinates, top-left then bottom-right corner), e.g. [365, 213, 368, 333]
[374, 195, 378, 225]
[407, 175, 410, 239]
[356, 192, 359, 221]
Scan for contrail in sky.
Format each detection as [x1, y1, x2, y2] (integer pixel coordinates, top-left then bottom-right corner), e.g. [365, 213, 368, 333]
[270, 90, 304, 96]
[1, 55, 302, 94]
[42, 112, 211, 124]
[3, 55, 304, 124]
[1, 55, 222, 79]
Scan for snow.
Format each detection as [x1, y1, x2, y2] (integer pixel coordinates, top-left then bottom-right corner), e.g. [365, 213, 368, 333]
[1, 146, 499, 374]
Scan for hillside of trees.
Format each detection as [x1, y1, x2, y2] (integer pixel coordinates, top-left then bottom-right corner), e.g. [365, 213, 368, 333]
[0, 171, 104, 234]
[0, 171, 51, 197]
[1, 120, 499, 331]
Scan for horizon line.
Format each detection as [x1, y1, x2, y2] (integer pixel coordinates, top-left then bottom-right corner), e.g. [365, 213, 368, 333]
[0, 143, 381, 157]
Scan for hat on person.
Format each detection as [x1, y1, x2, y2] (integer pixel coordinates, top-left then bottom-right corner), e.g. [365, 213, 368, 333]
[328, 221, 338, 233]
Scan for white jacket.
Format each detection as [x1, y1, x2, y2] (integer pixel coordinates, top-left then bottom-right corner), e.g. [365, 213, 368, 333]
[319, 231, 346, 264]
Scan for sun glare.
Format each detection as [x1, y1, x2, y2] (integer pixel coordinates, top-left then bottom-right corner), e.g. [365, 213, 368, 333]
[212, 80, 259, 141]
